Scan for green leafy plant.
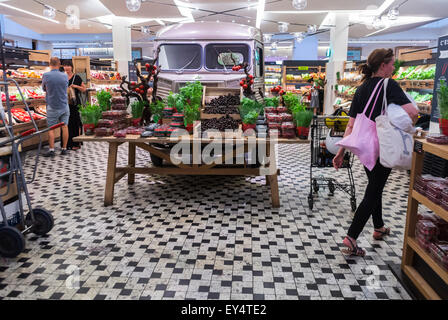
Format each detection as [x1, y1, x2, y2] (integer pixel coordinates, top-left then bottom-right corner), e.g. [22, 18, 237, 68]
[131, 100, 146, 119]
[240, 97, 262, 119]
[242, 110, 259, 125]
[393, 60, 404, 76]
[183, 103, 201, 126]
[292, 102, 313, 128]
[80, 103, 102, 126]
[96, 90, 112, 111]
[282, 92, 300, 112]
[264, 97, 279, 108]
[179, 81, 203, 106]
[438, 79, 448, 120]
[150, 100, 165, 123]
[166, 91, 178, 108]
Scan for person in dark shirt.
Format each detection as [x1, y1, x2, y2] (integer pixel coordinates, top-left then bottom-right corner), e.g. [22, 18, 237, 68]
[332, 49, 419, 257]
[62, 60, 86, 150]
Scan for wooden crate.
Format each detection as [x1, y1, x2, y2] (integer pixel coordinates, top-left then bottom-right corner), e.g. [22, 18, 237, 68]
[194, 122, 242, 139]
[200, 110, 241, 120]
[0, 181, 18, 204]
[73, 56, 91, 82]
[202, 86, 243, 107]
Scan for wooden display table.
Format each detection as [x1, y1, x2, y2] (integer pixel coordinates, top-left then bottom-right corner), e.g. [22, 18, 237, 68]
[74, 134, 309, 208]
[402, 138, 448, 300]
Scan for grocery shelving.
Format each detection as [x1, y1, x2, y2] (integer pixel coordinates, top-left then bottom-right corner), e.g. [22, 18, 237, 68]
[401, 139, 448, 300]
[281, 60, 326, 93]
[264, 63, 282, 95]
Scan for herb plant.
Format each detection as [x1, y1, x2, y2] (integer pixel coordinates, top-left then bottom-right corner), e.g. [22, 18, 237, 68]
[96, 90, 112, 111]
[438, 79, 448, 120]
[131, 100, 146, 119]
[80, 103, 102, 126]
[242, 110, 259, 125]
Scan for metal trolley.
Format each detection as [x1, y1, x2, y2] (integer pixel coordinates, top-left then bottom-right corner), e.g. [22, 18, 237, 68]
[308, 115, 357, 211]
[0, 35, 63, 258]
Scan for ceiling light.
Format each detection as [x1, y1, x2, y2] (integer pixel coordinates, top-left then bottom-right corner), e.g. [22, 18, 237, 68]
[216, 20, 220, 23]
[66, 14, 80, 30]
[43, 5, 56, 19]
[248, 20, 251, 23]
[387, 7, 399, 20]
[126, 0, 141, 12]
[271, 42, 277, 51]
[294, 32, 305, 43]
[278, 22, 288, 33]
[292, 0, 307, 10]
[256, 0, 266, 29]
[232, 20, 235, 23]
[372, 16, 383, 29]
[141, 26, 150, 34]
[307, 24, 317, 34]
[0, 3, 59, 24]
[263, 34, 272, 43]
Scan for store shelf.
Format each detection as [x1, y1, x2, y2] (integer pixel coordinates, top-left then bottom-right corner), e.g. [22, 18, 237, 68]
[420, 139, 448, 159]
[402, 265, 441, 300]
[91, 79, 122, 85]
[407, 237, 448, 285]
[8, 98, 46, 108]
[9, 78, 42, 86]
[398, 80, 434, 90]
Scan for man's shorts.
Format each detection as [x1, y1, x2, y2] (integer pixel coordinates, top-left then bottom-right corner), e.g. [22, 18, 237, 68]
[46, 107, 70, 127]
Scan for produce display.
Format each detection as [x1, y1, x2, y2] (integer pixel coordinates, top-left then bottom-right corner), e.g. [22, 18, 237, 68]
[10, 108, 45, 123]
[91, 71, 121, 81]
[408, 91, 433, 104]
[34, 105, 47, 116]
[2, 87, 45, 102]
[208, 94, 240, 107]
[395, 65, 436, 80]
[200, 115, 241, 131]
[204, 105, 239, 114]
[8, 68, 43, 79]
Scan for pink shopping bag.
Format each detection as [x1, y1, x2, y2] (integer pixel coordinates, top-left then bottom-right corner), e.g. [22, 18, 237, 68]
[336, 79, 384, 171]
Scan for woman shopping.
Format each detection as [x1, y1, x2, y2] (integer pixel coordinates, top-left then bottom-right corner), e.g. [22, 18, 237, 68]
[332, 49, 419, 257]
[62, 60, 86, 150]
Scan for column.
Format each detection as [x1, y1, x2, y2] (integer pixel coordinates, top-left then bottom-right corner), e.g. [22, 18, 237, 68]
[112, 17, 132, 78]
[323, 13, 349, 115]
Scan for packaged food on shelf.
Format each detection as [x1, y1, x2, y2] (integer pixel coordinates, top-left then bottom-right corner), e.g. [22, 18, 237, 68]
[442, 189, 448, 211]
[416, 220, 439, 241]
[111, 104, 127, 111]
[268, 122, 282, 130]
[417, 211, 440, 223]
[113, 130, 127, 138]
[426, 134, 448, 145]
[416, 229, 432, 252]
[269, 129, 280, 137]
[111, 97, 126, 104]
[141, 131, 154, 138]
[426, 182, 445, 205]
[266, 114, 281, 123]
[126, 127, 145, 135]
[429, 241, 448, 270]
[163, 107, 175, 119]
[95, 127, 114, 137]
[145, 123, 159, 132]
[97, 119, 115, 128]
[264, 107, 277, 114]
[102, 110, 127, 120]
[276, 107, 288, 113]
[170, 122, 184, 129]
[172, 113, 184, 122]
[279, 113, 293, 122]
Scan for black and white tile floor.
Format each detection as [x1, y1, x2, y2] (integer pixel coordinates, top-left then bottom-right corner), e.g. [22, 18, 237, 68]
[0, 142, 412, 300]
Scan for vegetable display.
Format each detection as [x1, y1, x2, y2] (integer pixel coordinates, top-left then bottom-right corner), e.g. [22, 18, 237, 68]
[131, 100, 146, 119]
[264, 97, 279, 107]
[240, 97, 263, 119]
[438, 80, 448, 120]
[208, 94, 240, 107]
[242, 110, 259, 125]
[80, 103, 102, 126]
[96, 90, 112, 111]
[201, 115, 241, 131]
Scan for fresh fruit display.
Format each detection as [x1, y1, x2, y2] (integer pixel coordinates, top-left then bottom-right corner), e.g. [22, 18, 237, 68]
[208, 94, 240, 107]
[9, 68, 43, 79]
[91, 71, 122, 81]
[34, 105, 47, 116]
[204, 105, 239, 114]
[10, 108, 45, 123]
[200, 115, 241, 131]
[270, 85, 285, 95]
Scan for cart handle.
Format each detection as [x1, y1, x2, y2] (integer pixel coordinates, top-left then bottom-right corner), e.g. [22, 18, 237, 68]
[21, 128, 37, 137]
[50, 122, 65, 130]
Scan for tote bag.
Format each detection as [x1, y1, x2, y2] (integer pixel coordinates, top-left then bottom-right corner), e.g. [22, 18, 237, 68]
[336, 78, 384, 171]
[376, 79, 413, 170]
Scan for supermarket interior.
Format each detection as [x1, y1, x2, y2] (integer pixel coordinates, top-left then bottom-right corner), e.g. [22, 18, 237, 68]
[0, 0, 448, 302]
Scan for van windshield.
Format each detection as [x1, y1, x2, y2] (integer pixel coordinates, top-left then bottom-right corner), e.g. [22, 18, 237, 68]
[158, 44, 202, 70]
[205, 44, 249, 70]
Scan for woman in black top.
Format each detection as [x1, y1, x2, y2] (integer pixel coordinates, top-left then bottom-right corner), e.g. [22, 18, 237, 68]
[332, 49, 419, 257]
[62, 60, 86, 150]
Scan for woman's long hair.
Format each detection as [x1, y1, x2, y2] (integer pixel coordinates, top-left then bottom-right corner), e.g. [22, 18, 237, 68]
[359, 48, 394, 82]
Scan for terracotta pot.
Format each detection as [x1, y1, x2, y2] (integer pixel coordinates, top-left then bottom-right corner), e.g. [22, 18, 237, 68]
[158, 119, 163, 125]
[440, 118, 448, 136]
[296, 126, 310, 139]
[242, 123, 256, 132]
[83, 124, 95, 136]
[186, 123, 193, 133]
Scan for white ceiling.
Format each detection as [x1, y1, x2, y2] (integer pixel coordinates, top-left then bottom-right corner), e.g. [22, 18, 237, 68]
[0, 0, 447, 41]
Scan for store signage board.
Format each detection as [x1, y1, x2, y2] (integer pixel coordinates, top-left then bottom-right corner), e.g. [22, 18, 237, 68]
[298, 66, 309, 71]
[431, 34, 448, 122]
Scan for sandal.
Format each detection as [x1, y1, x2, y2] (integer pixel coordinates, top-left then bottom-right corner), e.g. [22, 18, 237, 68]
[341, 236, 366, 257]
[373, 227, 390, 240]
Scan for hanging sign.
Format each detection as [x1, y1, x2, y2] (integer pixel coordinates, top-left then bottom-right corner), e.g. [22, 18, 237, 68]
[431, 34, 448, 122]
[298, 66, 309, 71]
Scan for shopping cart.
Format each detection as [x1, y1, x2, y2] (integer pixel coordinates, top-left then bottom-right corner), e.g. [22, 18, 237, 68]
[0, 44, 64, 258]
[308, 115, 357, 211]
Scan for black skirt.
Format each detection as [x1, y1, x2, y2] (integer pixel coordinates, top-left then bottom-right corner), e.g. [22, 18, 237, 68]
[67, 103, 83, 148]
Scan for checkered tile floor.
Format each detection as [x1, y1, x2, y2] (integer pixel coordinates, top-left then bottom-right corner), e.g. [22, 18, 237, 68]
[0, 142, 412, 300]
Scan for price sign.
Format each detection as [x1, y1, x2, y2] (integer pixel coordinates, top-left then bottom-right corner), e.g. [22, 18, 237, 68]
[298, 66, 309, 71]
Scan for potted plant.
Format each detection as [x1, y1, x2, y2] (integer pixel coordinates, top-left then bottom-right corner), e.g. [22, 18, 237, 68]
[183, 103, 201, 133]
[96, 90, 112, 111]
[131, 100, 146, 126]
[80, 103, 102, 135]
[282, 92, 300, 113]
[264, 97, 279, 108]
[150, 99, 165, 124]
[242, 110, 259, 131]
[293, 103, 313, 139]
[438, 79, 448, 136]
[166, 92, 178, 113]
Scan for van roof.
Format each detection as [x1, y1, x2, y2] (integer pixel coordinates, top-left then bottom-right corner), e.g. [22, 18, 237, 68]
[155, 22, 262, 42]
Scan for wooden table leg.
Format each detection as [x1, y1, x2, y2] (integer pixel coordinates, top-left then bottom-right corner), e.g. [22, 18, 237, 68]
[105, 142, 119, 206]
[128, 142, 136, 185]
[269, 174, 280, 208]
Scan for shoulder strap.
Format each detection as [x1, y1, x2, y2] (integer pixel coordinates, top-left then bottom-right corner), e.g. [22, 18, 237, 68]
[381, 78, 389, 115]
[362, 78, 384, 115]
